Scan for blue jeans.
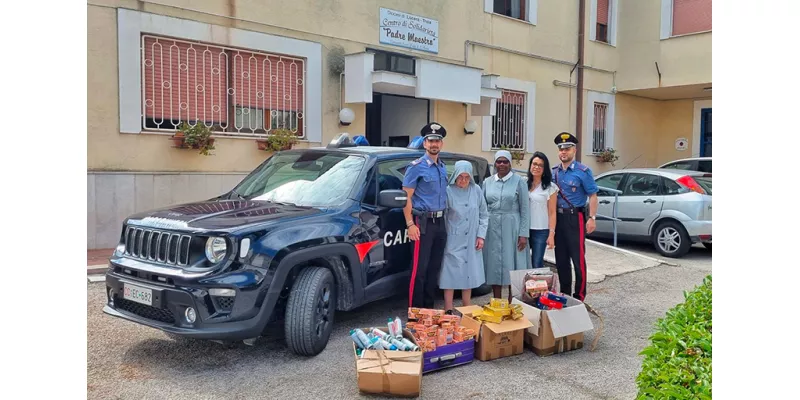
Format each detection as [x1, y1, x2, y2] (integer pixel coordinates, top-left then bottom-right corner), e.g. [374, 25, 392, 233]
[530, 229, 550, 268]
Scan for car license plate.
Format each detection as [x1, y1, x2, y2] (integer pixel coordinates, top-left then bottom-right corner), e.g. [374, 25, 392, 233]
[123, 283, 153, 306]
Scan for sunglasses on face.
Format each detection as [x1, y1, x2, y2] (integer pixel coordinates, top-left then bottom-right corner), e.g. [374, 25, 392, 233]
[495, 159, 510, 165]
[531, 163, 544, 169]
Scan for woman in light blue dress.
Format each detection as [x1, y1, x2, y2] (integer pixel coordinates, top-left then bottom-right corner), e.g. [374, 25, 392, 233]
[439, 161, 488, 312]
[482, 150, 531, 302]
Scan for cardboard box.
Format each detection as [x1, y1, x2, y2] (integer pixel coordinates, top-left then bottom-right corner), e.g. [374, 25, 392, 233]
[353, 329, 423, 397]
[509, 267, 593, 357]
[511, 296, 594, 357]
[455, 305, 533, 361]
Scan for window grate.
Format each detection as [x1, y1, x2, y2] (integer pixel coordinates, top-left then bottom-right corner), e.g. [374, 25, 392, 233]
[141, 35, 306, 138]
[593, 102, 608, 154]
[491, 89, 526, 150]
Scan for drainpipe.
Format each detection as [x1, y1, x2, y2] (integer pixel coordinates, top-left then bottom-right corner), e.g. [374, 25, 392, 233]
[576, 0, 586, 161]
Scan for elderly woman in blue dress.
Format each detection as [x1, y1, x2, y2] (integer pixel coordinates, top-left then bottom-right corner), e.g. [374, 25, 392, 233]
[439, 161, 489, 312]
[483, 150, 531, 302]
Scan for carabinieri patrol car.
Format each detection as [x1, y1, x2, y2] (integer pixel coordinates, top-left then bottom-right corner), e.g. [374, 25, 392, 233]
[103, 133, 490, 356]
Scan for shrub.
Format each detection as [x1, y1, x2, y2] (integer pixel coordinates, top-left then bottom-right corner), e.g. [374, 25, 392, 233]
[636, 275, 712, 400]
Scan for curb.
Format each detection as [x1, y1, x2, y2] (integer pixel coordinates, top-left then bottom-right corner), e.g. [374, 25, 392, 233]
[87, 264, 108, 276]
[584, 239, 677, 266]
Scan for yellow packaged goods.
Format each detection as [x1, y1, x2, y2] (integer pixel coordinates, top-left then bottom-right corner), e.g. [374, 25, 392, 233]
[485, 306, 512, 317]
[476, 313, 504, 324]
[490, 298, 509, 309]
[421, 318, 434, 327]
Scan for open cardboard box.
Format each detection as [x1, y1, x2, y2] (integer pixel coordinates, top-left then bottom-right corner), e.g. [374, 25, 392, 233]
[510, 269, 594, 356]
[455, 305, 533, 361]
[353, 328, 423, 397]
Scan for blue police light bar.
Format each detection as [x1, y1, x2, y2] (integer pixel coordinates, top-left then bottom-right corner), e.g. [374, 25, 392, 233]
[327, 132, 356, 148]
[353, 135, 370, 146]
[407, 136, 424, 150]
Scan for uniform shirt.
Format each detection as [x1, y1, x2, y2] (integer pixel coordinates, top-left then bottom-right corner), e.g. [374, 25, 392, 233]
[402, 153, 448, 212]
[552, 161, 598, 208]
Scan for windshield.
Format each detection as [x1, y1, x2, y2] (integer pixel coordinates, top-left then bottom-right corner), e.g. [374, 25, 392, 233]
[232, 152, 367, 207]
[695, 176, 712, 195]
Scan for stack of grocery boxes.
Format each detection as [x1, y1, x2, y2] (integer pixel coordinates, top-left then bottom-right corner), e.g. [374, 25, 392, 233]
[407, 307, 476, 373]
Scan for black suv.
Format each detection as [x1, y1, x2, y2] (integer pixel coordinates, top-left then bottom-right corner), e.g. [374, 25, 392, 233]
[103, 136, 491, 355]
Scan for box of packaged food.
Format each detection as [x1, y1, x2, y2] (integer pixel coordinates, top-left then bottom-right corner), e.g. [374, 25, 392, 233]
[455, 305, 533, 362]
[353, 328, 423, 397]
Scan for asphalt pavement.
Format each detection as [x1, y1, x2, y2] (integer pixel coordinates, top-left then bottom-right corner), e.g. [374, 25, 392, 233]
[87, 261, 709, 399]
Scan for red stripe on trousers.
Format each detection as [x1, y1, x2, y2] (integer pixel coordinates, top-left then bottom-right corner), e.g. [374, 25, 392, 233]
[409, 217, 420, 307]
[578, 212, 587, 301]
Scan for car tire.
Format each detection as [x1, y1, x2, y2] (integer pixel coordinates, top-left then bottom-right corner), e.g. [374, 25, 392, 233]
[652, 221, 691, 258]
[703, 243, 711, 251]
[284, 267, 337, 356]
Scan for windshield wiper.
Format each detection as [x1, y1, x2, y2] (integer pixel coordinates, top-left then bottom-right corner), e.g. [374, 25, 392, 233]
[229, 190, 247, 201]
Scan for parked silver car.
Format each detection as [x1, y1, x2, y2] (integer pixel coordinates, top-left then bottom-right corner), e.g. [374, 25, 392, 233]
[588, 168, 711, 258]
[659, 157, 712, 173]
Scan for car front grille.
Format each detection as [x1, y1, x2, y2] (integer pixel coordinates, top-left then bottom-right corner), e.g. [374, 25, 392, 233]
[124, 227, 191, 266]
[115, 297, 176, 324]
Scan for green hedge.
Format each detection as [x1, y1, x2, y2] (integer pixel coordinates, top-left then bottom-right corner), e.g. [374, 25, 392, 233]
[636, 275, 712, 400]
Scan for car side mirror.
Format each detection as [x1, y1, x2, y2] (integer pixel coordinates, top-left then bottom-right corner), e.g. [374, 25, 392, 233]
[378, 189, 408, 209]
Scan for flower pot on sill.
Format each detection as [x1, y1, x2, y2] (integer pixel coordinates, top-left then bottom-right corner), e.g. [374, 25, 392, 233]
[256, 139, 292, 151]
[171, 135, 214, 149]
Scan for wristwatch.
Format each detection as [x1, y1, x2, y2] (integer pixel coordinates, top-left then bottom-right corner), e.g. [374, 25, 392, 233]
[588, 215, 596, 220]
[407, 220, 415, 227]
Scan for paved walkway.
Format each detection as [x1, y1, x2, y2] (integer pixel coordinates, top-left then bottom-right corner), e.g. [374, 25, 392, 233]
[543, 239, 669, 284]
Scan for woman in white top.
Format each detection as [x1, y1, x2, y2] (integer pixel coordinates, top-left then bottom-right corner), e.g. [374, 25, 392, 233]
[527, 151, 559, 268]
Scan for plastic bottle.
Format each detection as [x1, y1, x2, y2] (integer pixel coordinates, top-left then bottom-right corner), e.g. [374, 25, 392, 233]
[393, 317, 404, 338]
[378, 338, 398, 351]
[387, 318, 398, 337]
[399, 337, 419, 351]
[369, 336, 385, 350]
[389, 337, 409, 351]
[353, 329, 372, 349]
[350, 329, 368, 349]
[371, 328, 391, 340]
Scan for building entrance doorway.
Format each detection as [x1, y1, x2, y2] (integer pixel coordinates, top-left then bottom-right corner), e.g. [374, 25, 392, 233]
[365, 93, 430, 147]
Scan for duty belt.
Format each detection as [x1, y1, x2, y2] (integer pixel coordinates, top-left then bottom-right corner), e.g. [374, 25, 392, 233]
[557, 207, 586, 214]
[412, 209, 444, 218]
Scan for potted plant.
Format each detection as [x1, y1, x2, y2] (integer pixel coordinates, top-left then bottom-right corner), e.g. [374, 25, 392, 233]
[256, 128, 298, 152]
[500, 146, 526, 166]
[596, 148, 620, 167]
[172, 122, 215, 156]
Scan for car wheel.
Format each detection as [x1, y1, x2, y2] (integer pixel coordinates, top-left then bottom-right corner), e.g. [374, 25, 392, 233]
[652, 221, 691, 258]
[703, 243, 711, 251]
[285, 267, 337, 356]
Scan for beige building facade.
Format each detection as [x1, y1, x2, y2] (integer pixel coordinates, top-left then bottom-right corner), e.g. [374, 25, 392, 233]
[87, 0, 711, 249]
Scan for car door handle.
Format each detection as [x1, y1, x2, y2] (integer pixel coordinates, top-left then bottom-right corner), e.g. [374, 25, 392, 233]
[643, 199, 656, 204]
[599, 200, 610, 205]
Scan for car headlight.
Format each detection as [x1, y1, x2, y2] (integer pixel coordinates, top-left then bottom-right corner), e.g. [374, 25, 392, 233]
[205, 237, 227, 263]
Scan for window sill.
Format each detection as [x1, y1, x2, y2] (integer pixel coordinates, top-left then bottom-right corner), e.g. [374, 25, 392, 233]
[486, 12, 536, 27]
[137, 130, 309, 141]
[661, 30, 711, 41]
[590, 39, 616, 48]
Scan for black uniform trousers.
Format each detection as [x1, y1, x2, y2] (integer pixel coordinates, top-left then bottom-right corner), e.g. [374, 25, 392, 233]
[554, 207, 588, 301]
[409, 215, 447, 308]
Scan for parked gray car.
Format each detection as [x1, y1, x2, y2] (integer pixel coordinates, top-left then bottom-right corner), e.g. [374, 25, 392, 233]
[659, 157, 712, 173]
[588, 168, 712, 258]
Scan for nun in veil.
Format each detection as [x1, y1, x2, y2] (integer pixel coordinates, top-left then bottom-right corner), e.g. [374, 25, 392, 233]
[439, 160, 489, 312]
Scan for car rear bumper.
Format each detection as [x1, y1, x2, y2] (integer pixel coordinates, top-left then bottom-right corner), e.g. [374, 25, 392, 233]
[683, 220, 712, 243]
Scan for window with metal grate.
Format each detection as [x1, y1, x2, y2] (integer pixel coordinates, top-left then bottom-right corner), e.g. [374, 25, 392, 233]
[141, 35, 306, 137]
[491, 90, 526, 151]
[593, 102, 608, 154]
